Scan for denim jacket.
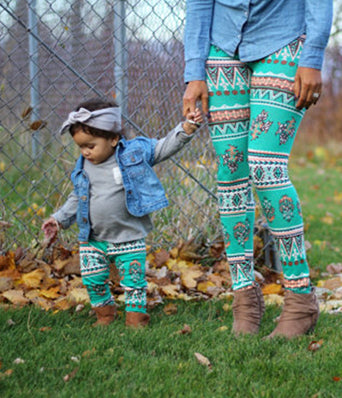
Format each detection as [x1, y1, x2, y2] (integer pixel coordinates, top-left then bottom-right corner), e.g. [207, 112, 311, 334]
[70, 137, 168, 241]
[54, 124, 193, 242]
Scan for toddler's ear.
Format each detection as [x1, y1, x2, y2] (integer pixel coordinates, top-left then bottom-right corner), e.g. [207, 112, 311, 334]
[111, 136, 120, 147]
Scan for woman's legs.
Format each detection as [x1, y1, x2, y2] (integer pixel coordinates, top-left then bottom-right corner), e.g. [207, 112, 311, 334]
[206, 46, 265, 334]
[248, 37, 311, 294]
[206, 45, 256, 291]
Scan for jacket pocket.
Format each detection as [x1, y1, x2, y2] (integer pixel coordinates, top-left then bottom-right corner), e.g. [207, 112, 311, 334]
[121, 150, 145, 179]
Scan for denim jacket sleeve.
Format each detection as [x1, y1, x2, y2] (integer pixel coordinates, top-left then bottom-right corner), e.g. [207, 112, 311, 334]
[299, 0, 333, 70]
[184, 0, 214, 82]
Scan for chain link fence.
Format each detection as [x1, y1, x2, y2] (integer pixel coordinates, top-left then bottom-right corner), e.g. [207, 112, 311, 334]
[0, 0, 224, 253]
[0, 0, 283, 270]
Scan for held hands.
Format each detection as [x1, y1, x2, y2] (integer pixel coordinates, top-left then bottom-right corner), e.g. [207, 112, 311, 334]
[294, 67, 322, 110]
[41, 217, 60, 247]
[183, 107, 204, 135]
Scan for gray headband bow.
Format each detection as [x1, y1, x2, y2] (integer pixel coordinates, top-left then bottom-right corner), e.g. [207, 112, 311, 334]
[59, 107, 122, 135]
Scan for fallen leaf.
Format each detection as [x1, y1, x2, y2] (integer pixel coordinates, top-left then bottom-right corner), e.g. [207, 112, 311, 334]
[0, 277, 14, 293]
[326, 263, 342, 275]
[332, 376, 341, 382]
[176, 324, 192, 335]
[39, 327, 52, 332]
[323, 277, 342, 290]
[197, 281, 216, 294]
[163, 303, 178, 315]
[216, 325, 228, 332]
[53, 297, 72, 311]
[160, 284, 180, 298]
[181, 268, 203, 289]
[19, 269, 46, 289]
[149, 249, 170, 268]
[308, 339, 323, 352]
[39, 286, 60, 299]
[63, 367, 78, 382]
[2, 290, 29, 306]
[263, 294, 284, 306]
[21, 106, 33, 118]
[67, 288, 89, 304]
[194, 352, 212, 370]
[82, 348, 96, 357]
[262, 283, 283, 295]
[30, 120, 47, 130]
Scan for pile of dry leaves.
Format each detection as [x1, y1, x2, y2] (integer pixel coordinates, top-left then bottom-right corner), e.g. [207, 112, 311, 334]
[0, 236, 342, 314]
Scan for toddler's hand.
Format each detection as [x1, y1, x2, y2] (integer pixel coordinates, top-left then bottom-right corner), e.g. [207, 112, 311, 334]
[41, 217, 59, 247]
[183, 108, 204, 135]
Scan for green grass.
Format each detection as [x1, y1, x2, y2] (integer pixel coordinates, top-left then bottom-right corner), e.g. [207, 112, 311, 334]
[1, 301, 342, 397]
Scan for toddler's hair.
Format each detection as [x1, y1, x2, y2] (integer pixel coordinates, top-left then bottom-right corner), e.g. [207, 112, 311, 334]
[69, 98, 123, 139]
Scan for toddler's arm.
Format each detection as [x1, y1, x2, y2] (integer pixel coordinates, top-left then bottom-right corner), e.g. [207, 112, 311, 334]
[153, 108, 203, 164]
[41, 191, 78, 246]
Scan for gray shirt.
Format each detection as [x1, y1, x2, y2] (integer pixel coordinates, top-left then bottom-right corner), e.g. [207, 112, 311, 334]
[53, 123, 193, 243]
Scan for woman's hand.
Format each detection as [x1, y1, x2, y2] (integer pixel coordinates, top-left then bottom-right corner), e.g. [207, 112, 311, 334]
[183, 80, 209, 117]
[41, 217, 60, 246]
[294, 67, 322, 110]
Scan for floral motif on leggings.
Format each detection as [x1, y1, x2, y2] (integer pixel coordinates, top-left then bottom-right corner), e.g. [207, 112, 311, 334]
[250, 110, 273, 140]
[279, 195, 294, 222]
[233, 220, 250, 246]
[276, 117, 296, 145]
[222, 145, 244, 173]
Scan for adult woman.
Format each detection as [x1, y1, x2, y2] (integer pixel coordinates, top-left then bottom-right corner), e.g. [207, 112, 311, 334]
[183, 0, 333, 338]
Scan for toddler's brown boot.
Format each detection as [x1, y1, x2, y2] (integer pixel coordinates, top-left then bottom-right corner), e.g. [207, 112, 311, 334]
[267, 287, 319, 339]
[92, 305, 117, 327]
[232, 284, 265, 335]
[125, 312, 150, 328]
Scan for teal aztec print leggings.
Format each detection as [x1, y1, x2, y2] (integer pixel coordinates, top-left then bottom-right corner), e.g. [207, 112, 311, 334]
[206, 37, 310, 293]
[79, 239, 147, 312]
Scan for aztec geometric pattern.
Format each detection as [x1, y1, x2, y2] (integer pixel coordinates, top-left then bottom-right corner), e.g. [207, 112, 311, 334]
[206, 37, 311, 293]
[79, 240, 147, 312]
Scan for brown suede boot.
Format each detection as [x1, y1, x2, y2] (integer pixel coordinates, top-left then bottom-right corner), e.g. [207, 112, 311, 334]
[125, 312, 150, 328]
[92, 305, 117, 327]
[232, 284, 265, 335]
[267, 287, 319, 339]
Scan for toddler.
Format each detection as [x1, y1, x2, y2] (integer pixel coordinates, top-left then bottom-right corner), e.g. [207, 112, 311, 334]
[42, 98, 202, 328]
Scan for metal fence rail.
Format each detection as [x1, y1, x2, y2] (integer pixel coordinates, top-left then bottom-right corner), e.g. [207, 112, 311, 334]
[0, 0, 222, 252]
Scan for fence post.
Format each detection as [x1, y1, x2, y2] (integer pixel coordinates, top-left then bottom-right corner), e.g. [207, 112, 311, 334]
[113, 0, 128, 116]
[28, 0, 40, 158]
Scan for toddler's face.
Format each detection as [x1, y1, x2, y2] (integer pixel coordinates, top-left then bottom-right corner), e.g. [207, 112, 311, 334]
[72, 128, 119, 164]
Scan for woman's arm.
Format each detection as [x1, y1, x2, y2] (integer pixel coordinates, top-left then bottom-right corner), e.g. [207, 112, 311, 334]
[295, 0, 333, 110]
[184, 0, 214, 83]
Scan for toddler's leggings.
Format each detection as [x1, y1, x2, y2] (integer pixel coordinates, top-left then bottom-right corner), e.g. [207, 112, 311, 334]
[79, 239, 147, 313]
[206, 37, 311, 294]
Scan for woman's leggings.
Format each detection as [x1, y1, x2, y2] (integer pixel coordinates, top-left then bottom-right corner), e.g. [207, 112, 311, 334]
[206, 37, 311, 294]
[79, 239, 147, 312]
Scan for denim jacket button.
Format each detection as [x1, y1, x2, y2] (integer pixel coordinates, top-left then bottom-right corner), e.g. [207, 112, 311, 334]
[81, 195, 87, 201]
[131, 156, 135, 162]
[82, 217, 87, 223]
[128, 190, 132, 194]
